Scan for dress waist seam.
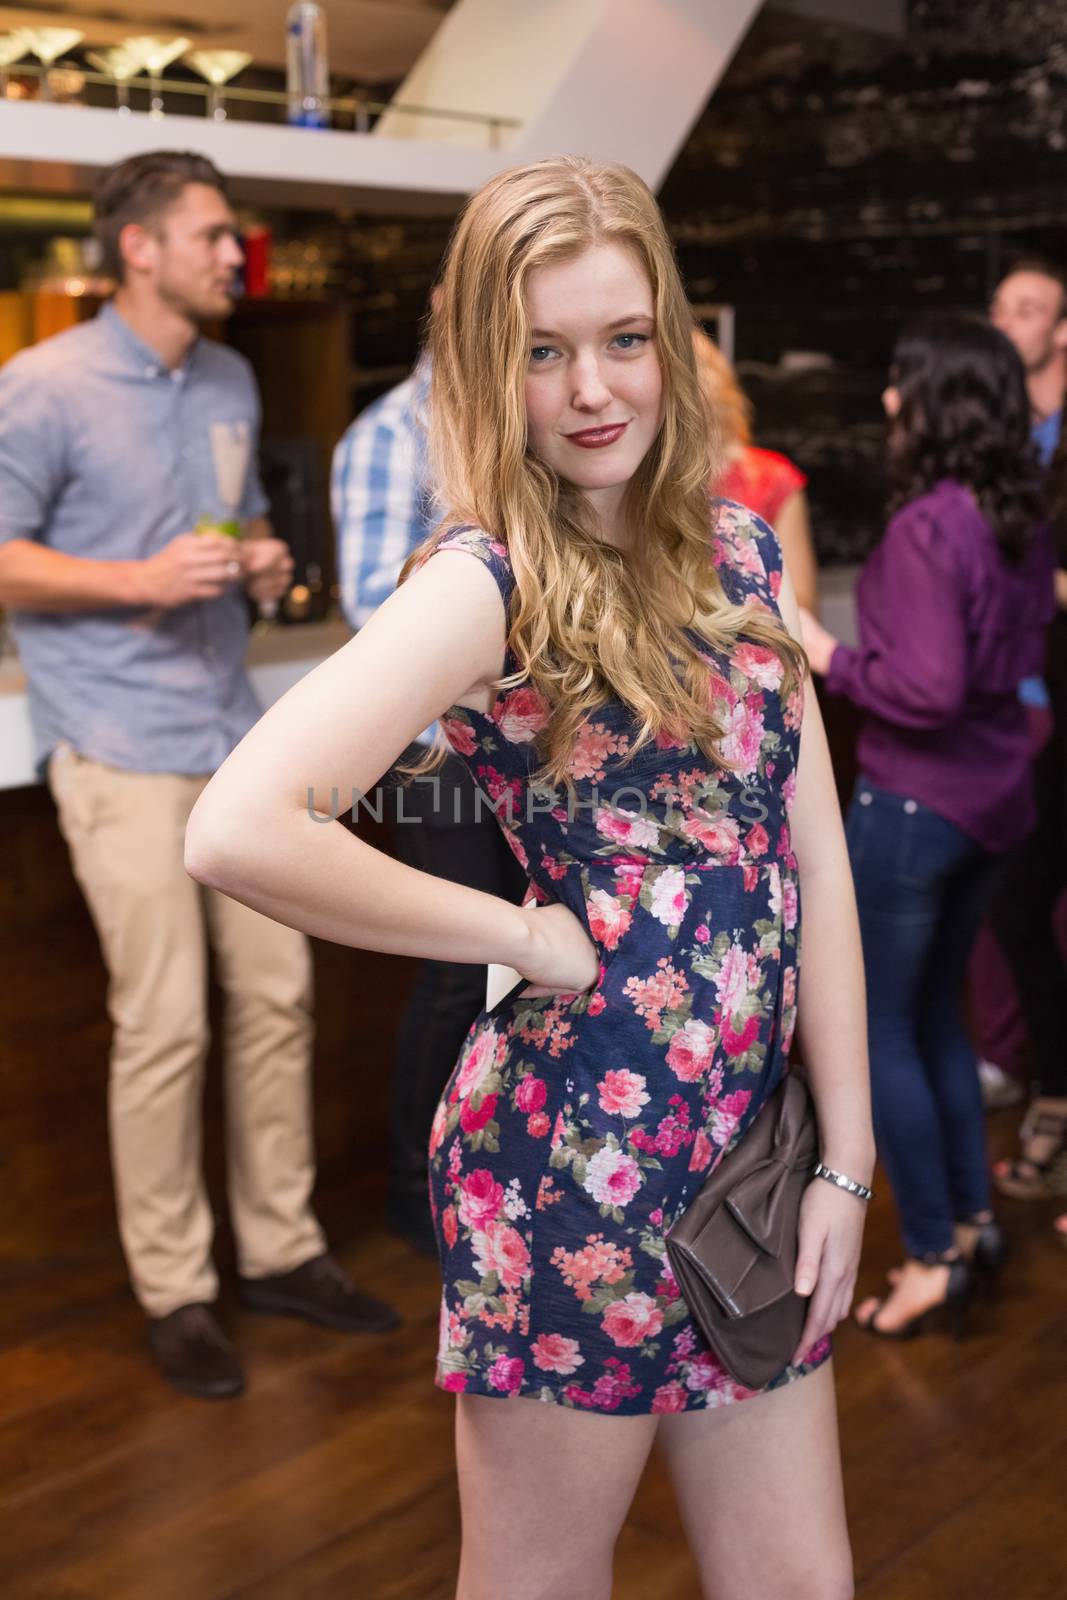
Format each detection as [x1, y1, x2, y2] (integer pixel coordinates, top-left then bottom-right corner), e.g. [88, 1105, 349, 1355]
[551, 855, 798, 873]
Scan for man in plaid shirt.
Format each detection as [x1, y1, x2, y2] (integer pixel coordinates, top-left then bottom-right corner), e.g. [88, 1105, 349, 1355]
[333, 360, 433, 632]
[331, 357, 526, 1254]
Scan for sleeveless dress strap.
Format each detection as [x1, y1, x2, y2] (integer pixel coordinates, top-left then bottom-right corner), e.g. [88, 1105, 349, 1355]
[425, 523, 518, 678]
[432, 524, 516, 610]
[711, 497, 786, 612]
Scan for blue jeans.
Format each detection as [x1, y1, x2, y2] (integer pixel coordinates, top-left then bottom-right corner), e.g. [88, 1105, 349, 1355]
[846, 780, 994, 1259]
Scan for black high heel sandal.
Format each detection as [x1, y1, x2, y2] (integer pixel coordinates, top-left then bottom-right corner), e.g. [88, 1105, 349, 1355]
[856, 1256, 972, 1341]
[966, 1219, 1007, 1299]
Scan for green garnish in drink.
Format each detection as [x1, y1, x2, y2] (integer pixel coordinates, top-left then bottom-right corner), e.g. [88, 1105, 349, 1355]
[196, 516, 243, 540]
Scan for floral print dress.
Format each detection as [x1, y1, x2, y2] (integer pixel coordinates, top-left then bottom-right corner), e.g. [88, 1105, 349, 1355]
[424, 502, 831, 1415]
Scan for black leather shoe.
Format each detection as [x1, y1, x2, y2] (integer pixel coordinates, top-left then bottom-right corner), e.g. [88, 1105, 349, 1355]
[147, 1303, 245, 1400]
[237, 1253, 400, 1334]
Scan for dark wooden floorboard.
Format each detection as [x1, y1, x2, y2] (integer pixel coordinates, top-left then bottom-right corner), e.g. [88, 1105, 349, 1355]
[3, 780, 1067, 1599]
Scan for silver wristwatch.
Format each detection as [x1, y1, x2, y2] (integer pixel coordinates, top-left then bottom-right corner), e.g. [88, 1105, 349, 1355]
[812, 1162, 874, 1203]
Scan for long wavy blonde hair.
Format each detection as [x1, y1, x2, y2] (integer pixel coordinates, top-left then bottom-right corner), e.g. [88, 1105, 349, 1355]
[402, 156, 803, 785]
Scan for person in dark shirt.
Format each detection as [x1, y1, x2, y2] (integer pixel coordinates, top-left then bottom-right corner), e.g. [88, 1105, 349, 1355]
[970, 260, 1067, 1111]
[990, 420, 1067, 1237]
[801, 314, 1054, 1333]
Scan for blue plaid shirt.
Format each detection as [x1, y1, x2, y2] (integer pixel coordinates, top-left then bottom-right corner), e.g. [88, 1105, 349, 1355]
[331, 360, 438, 741]
[331, 360, 433, 629]
[0, 301, 270, 777]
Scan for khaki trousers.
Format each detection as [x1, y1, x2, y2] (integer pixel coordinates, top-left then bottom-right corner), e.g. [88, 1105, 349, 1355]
[48, 746, 325, 1317]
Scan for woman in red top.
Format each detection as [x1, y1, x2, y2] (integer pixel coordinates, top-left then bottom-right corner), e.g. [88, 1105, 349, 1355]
[693, 329, 819, 613]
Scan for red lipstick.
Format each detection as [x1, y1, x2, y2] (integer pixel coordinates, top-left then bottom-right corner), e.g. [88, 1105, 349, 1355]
[564, 422, 629, 449]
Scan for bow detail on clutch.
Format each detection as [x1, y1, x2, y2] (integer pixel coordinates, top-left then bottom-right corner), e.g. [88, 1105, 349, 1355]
[725, 1155, 794, 1257]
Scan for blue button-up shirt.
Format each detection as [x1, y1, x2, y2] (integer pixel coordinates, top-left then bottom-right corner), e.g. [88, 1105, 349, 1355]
[0, 301, 269, 776]
[1032, 408, 1062, 467]
[1018, 410, 1063, 708]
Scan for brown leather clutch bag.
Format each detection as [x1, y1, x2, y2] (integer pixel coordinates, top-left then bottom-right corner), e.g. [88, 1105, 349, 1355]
[664, 1072, 818, 1390]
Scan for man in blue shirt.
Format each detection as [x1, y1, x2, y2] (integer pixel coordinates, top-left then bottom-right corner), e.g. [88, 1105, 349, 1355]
[991, 259, 1067, 465]
[332, 354, 526, 1254]
[990, 261, 1066, 721]
[0, 151, 396, 1399]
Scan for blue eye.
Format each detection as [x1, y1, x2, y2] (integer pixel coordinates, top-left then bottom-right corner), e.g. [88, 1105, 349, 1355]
[612, 332, 649, 351]
[529, 346, 556, 363]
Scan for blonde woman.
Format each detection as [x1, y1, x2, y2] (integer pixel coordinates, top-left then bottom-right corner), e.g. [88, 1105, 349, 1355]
[186, 157, 872, 1600]
[692, 327, 820, 614]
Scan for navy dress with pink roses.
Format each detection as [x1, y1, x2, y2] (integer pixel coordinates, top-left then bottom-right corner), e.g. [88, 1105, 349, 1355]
[425, 502, 830, 1415]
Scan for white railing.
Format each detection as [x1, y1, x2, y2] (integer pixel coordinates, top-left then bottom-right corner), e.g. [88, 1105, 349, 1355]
[2, 59, 520, 148]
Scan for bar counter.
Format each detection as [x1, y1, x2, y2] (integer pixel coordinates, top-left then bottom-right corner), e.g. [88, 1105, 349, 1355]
[0, 617, 352, 791]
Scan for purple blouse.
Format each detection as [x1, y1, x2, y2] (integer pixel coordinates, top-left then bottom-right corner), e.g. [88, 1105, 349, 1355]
[825, 480, 1055, 852]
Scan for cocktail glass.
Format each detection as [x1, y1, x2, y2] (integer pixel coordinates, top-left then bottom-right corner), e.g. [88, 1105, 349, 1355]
[0, 35, 29, 98]
[121, 35, 189, 119]
[11, 26, 83, 100]
[86, 46, 140, 116]
[184, 50, 252, 121]
[206, 420, 281, 624]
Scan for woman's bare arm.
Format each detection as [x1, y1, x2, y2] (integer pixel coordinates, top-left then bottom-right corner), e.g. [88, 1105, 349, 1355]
[779, 563, 873, 1181]
[185, 550, 595, 990]
[775, 559, 874, 1356]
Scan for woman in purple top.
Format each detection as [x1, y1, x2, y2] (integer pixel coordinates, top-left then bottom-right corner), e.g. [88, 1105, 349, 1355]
[802, 314, 1054, 1336]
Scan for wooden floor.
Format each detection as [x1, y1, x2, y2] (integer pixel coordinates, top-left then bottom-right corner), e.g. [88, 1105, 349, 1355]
[2, 780, 1067, 1600]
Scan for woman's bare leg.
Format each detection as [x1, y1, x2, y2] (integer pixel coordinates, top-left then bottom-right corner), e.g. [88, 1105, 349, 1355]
[657, 1361, 853, 1600]
[454, 1393, 657, 1600]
